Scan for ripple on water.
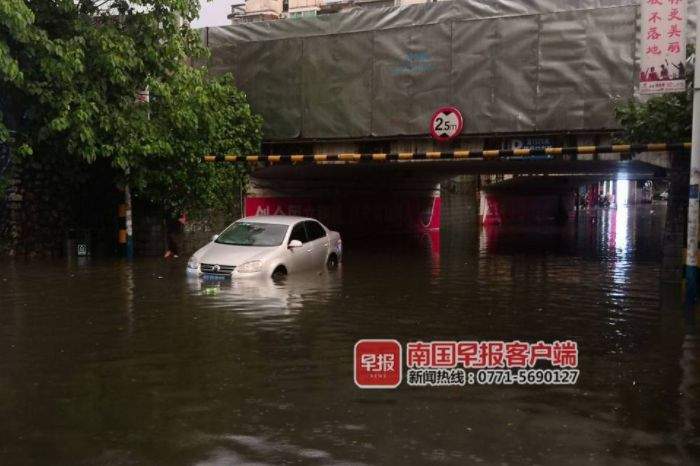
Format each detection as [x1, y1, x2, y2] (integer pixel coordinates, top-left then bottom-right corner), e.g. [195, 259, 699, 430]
[0, 205, 698, 464]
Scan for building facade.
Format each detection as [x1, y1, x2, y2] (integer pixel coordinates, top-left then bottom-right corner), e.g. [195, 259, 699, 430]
[229, 0, 442, 23]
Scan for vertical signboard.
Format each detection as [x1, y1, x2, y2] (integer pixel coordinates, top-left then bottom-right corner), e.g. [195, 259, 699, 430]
[640, 0, 687, 94]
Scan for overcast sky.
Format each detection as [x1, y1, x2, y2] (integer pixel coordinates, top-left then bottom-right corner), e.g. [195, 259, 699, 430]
[192, 0, 243, 28]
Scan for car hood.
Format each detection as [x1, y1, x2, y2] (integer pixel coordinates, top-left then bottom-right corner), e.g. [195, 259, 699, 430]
[197, 242, 276, 266]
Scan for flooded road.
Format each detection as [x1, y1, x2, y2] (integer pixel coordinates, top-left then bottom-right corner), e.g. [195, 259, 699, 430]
[1, 204, 700, 465]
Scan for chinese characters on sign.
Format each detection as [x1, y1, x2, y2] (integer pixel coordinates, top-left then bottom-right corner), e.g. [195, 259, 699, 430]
[405, 340, 578, 369]
[640, 0, 687, 94]
[354, 340, 580, 388]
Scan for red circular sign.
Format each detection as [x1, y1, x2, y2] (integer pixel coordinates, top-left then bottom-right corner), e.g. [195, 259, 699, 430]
[430, 107, 463, 142]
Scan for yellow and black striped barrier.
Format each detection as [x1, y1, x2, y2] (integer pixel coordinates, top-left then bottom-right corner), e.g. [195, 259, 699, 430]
[117, 188, 134, 258]
[203, 142, 691, 164]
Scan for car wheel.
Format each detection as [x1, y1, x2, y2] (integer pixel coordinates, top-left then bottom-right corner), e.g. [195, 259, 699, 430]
[326, 254, 338, 270]
[272, 266, 287, 280]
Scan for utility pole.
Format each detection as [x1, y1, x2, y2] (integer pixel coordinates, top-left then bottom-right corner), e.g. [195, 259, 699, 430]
[685, 26, 700, 333]
[118, 88, 149, 260]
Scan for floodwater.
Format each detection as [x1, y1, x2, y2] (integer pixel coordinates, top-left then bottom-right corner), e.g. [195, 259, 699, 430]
[1, 203, 699, 465]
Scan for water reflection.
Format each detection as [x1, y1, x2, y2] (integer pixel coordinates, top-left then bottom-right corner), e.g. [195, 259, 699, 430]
[186, 269, 343, 324]
[614, 206, 629, 256]
[0, 204, 699, 464]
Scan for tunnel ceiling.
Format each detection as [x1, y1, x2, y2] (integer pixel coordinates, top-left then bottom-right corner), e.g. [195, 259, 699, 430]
[203, 1, 694, 141]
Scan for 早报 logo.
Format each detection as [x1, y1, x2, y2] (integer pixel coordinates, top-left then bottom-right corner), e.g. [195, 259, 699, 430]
[354, 339, 402, 389]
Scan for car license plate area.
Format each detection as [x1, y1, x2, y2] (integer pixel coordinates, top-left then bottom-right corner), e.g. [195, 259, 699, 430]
[202, 273, 230, 282]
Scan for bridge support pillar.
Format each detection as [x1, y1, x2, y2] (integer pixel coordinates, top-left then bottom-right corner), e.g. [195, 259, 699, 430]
[441, 175, 478, 227]
[662, 151, 689, 283]
[478, 179, 577, 225]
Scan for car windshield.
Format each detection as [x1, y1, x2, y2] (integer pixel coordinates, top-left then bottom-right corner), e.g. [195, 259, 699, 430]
[215, 222, 288, 247]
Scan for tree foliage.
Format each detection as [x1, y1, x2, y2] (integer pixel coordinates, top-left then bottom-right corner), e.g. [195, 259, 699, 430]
[0, 0, 261, 215]
[615, 52, 693, 143]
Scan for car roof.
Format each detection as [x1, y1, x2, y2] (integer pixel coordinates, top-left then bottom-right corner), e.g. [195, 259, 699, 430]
[239, 215, 315, 226]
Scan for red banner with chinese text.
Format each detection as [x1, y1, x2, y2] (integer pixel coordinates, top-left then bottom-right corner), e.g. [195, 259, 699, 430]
[244, 196, 441, 233]
[640, 0, 687, 94]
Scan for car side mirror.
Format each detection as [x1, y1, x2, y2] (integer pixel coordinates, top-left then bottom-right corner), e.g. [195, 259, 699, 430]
[288, 239, 302, 249]
[212, 234, 219, 242]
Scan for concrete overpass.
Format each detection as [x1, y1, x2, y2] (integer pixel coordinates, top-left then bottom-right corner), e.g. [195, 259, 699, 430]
[204, 144, 687, 233]
[202, 0, 693, 276]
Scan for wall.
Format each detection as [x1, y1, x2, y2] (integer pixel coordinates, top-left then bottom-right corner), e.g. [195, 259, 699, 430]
[0, 159, 241, 259]
[245, 173, 440, 236]
[1, 160, 120, 258]
[133, 207, 240, 258]
[244, 0, 283, 15]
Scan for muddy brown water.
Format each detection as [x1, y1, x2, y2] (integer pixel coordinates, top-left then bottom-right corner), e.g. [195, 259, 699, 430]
[1, 204, 699, 465]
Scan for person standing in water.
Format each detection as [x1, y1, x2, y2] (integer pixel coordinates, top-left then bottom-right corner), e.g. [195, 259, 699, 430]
[164, 212, 187, 259]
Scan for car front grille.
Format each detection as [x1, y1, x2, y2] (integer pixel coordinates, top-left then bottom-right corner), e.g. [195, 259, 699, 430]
[201, 263, 235, 276]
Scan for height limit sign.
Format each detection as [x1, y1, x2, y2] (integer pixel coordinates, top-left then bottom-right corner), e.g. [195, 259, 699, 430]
[430, 107, 463, 143]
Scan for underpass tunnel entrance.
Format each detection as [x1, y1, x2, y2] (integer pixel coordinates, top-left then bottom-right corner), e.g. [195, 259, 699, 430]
[245, 157, 666, 238]
[478, 175, 663, 226]
[246, 166, 442, 237]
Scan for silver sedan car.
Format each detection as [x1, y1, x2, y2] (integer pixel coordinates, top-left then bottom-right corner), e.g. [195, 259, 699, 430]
[187, 216, 342, 280]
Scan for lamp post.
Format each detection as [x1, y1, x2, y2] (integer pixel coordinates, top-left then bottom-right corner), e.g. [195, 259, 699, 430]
[685, 26, 700, 333]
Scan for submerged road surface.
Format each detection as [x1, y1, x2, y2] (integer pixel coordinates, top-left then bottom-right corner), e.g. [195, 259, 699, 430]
[1, 204, 699, 465]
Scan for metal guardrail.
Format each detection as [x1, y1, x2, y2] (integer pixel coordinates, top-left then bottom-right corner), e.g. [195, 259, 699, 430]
[203, 143, 692, 164]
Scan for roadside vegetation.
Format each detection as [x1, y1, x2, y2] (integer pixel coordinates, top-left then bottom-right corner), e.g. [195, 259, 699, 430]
[615, 48, 693, 143]
[0, 0, 260, 222]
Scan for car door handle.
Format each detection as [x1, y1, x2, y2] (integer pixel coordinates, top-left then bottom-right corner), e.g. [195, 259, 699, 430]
[323, 242, 329, 247]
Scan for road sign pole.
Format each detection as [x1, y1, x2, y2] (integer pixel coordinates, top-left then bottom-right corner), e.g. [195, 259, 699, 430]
[684, 24, 700, 333]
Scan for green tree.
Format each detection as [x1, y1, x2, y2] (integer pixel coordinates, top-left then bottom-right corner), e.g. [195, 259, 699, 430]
[0, 0, 260, 216]
[615, 52, 693, 143]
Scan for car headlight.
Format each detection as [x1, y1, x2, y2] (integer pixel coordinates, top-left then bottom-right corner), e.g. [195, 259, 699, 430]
[187, 256, 200, 270]
[237, 260, 263, 273]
